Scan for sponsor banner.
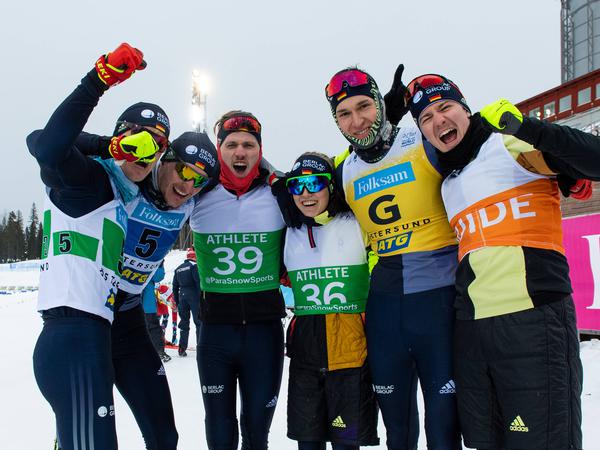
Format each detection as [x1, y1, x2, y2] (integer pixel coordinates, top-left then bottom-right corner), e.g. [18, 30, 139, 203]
[562, 213, 600, 332]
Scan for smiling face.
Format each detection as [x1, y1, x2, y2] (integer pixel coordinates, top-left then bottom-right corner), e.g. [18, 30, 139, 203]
[158, 161, 208, 208]
[334, 95, 378, 142]
[292, 184, 330, 218]
[121, 158, 161, 182]
[219, 131, 260, 178]
[418, 100, 471, 153]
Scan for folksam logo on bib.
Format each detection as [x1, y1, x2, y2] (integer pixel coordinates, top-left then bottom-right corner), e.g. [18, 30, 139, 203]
[353, 162, 416, 200]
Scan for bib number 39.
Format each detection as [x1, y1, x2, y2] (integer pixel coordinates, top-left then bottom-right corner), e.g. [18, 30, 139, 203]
[301, 282, 347, 305]
[213, 246, 263, 275]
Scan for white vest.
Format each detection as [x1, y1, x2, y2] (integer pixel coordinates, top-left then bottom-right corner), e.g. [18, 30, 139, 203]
[284, 213, 369, 315]
[190, 184, 285, 293]
[38, 188, 127, 322]
[441, 133, 563, 260]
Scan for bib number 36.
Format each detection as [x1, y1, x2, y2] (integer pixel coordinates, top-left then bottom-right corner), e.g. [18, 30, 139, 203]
[213, 246, 263, 275]
[301, 282, 347, 305]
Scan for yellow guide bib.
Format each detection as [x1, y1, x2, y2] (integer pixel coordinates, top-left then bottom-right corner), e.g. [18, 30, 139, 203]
[341, 127, 456, 256]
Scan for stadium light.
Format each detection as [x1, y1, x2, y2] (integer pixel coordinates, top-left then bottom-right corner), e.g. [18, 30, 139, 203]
[191, 70, 209, 132]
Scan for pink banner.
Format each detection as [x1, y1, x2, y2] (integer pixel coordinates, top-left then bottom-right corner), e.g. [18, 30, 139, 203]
[562, 213, 600, 332]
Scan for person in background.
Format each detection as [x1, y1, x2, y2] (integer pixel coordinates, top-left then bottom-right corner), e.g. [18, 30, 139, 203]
[163, 295, 179, 346]
[156, 283, 177, 343]
[172, 247, 202, 357]
[279, 152, 379, 450]
[142, 264, 171, 362]
[404, 72, 600, 450]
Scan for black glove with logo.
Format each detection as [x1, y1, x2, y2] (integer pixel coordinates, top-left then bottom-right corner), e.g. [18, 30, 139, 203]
[384, 64, 410, 125]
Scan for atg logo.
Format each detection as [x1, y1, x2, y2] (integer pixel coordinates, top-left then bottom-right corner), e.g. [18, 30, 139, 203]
[353, 162, 415, 200]
[376, 231, 412, 254]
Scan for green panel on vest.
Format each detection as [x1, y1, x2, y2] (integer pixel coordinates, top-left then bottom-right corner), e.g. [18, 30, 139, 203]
[41, 210, 51, 260]
[101, 218, 125, 273]
[290, 264, 369, 315]
[52, 230, 99, 261]
[194, 229, 283, 293]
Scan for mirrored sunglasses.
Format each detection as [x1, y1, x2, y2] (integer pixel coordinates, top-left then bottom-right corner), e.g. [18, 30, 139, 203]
[286, 174, 331, 196]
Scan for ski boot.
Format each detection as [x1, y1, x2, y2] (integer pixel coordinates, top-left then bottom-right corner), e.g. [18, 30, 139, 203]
[160, 352, 172, 363]
[178, 347, 187, 357]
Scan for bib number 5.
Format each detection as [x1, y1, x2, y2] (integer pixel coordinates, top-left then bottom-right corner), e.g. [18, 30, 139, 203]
[301, 282, 347, 305]
[213, 246, 263, 275]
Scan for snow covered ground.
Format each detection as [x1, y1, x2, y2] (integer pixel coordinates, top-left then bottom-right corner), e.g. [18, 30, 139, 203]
[1, 252, 599, 449]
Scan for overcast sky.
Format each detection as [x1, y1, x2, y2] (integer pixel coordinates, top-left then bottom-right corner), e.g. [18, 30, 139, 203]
[3, 0, 563, 216]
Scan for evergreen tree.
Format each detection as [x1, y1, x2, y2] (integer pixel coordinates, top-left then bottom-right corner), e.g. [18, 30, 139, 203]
[25, 203, 40, 259]
[174, 220, 192, 250]
[4, 211, 21, 262]
[36, 221, 44, 261]
[0, 214, 6, 263]
[0, 210, 27, 262]
[16, 210, 25, 260]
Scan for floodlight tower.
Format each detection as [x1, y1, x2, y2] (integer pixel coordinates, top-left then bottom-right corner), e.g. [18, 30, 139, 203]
[191, 69, 208, 132]
[181, 70, 210, 250]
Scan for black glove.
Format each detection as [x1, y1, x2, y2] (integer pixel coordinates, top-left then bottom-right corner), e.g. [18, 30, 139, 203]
[269, 171, 303, 229]
[384, 64, 410, 125]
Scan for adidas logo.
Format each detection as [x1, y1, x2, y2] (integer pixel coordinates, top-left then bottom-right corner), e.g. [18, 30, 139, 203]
[157, 366, 166, 376]
[439, 380, 456, 394]
[265, 396, 278, 408]
[331, 416, 346, 428]
[509, 415, 529, 432]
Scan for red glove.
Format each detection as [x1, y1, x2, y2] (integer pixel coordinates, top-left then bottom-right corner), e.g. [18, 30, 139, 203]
[108, 131, 159, 163]
[280, 272, 291, 288]
[95, 43, 145, 87]
[570, 179, 593, 201]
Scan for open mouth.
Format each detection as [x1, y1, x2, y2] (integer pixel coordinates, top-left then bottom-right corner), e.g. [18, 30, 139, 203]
[135, 161, 150, 168]
[353, 128, 370, 139]
[232, 161, 247, 174]
[173, 186, 189, 198]
[301, 200, 318, 207]
[439, 128, 458, 145]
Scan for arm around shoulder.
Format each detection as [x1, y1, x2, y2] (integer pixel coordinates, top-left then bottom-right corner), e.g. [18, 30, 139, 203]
[515, 117, 600, 180]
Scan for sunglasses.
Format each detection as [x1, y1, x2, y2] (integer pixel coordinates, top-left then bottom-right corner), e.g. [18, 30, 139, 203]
[175, 162, 210, 190]
[117, 121, 170, 152]
[405, 74, 460, 102]
[325, 69, 369, 99]
[286, 174, 331, 196]
[221, 115, 262, 134]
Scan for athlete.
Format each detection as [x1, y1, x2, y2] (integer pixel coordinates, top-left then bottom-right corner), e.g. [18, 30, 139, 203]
[28, 43, 157, 450]
[325, 68, 461, 450]
[172, 247, 202, 356]
[405, 74, 600, 450]
[281, 152, 379, 450]
[78, 129, 219, 449]
[190, 110, 286, 450]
